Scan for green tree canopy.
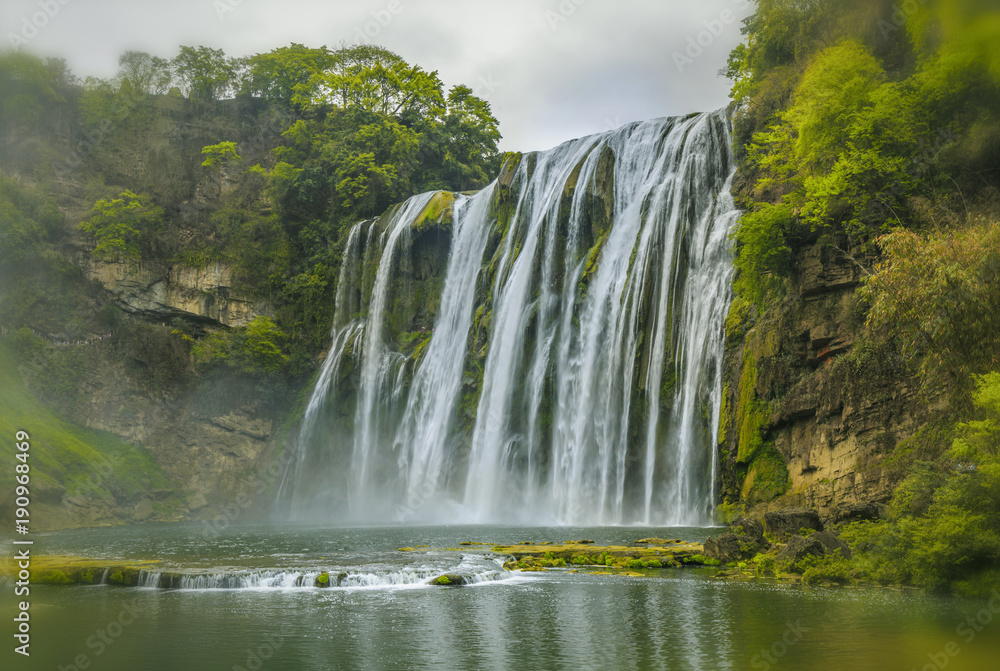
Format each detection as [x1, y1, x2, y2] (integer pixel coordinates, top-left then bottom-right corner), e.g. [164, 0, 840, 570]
[79, 190, 164, 261]
[243, 43, 334, 109]
[118, 51, 173, 95]
[312, 45, 445, 120]
[173, 46, 236, 101]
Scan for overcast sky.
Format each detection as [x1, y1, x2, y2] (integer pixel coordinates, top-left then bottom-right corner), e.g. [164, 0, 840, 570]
[2, 0, 754, 151]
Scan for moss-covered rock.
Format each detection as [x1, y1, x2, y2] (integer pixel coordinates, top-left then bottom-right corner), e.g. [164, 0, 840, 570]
[428, 573, 469, 586]
[491, 540, 704, 570]
[412, 191, 455, 233]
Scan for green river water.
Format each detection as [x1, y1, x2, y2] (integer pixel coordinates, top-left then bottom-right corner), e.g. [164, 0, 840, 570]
[3, 523, 999, 670]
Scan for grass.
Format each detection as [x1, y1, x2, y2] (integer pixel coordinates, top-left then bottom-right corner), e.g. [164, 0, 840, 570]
[0, 341, 172, 516]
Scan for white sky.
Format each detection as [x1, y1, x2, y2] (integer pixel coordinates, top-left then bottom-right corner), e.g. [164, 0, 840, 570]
[2, 0, 754, 151]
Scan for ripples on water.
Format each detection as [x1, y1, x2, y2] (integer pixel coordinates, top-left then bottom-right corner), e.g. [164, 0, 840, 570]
[6, 522, 998, 671]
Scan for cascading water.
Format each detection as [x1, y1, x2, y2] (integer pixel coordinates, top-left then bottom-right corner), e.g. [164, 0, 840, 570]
[277, 109, 739, 526]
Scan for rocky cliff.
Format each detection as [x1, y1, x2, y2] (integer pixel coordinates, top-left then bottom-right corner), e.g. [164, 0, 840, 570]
[0, 93, 302, 531]
[717, 243, 937, 521]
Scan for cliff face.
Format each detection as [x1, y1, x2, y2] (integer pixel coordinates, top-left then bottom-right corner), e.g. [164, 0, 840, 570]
[0, 94, 301, 531]
[83, 257, 268, 327]
[718, 244, 934, 520]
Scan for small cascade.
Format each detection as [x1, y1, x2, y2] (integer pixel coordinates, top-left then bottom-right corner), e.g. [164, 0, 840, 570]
[137, 570, 162, 588]
[177, 570, 321, 590]
[278, 110, 739, 526]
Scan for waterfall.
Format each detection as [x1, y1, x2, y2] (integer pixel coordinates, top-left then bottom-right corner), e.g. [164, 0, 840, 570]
[277, 109, 738, 526]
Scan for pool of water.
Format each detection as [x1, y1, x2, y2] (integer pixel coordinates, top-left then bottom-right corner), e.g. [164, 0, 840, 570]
[3, 523, 999, 670]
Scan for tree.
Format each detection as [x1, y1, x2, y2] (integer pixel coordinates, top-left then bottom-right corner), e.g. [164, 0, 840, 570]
[863, 220, 1000, 386]
[312, 45, 445, 119]
[243, 43, 334, 109]
[79, 190, 164, 261]
[201, 141, 241, 168]
[331, 114, 421, 216]
[0, 52, 65, 127]
[173, 46, 235, 101]
[118, 51, 173, 95]
[416, 85, 503, 191]
[191, 316, 289, 375]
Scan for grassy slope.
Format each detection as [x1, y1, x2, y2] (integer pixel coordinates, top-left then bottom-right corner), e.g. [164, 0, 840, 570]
[0, 341, 172, 528]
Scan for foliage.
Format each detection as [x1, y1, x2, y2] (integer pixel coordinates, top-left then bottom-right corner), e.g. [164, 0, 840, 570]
[242, 43, 334, 109]
[310, 45, 445, 119]
[0, 52, 68, 128]
[726, 0, 1000, 306]
[201, 141, 241, 168]
[731, 203, 793, 308]
[863, 220, 1000, 386]
[6, 41, 504, 358]
[79, 190, 164, 261]
[836, 377, 1000, 595]
[192, 317, 290, 376]
[952, 373, 1000, 464]
[117, 51, 173, 95]
[173, 46, 236, 101]
[888, 460, 949, 520]
[0, 175, 62, 270]
[798, 553, 853, 585]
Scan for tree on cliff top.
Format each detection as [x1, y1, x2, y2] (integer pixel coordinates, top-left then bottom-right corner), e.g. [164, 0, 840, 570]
[79, 190, 164, 262]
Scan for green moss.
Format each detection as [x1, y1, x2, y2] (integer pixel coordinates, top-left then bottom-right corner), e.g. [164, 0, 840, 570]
[718, 382, 732, 445]
[412, 191, 455, 233]
[735, 347, 767, 464]
[687, 555, 721, 566]
[34, 569, 73, 584]
[725, 296, 752, 342]
[741, 442, 790, 503]
[582, 229, 609, 281]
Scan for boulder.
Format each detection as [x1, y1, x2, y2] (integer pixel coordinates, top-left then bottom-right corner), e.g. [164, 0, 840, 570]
[704, 534, 743, 564]
[428, 574, 469, 586]
[133, 499, 154, 521]
[811, 531, 852, 559]
[834, 501, 885, 525]
[764, 508, 823, 539]
[705, 520, 770, 564]
[777, 535, 826, 567]
[729, 517, 765, 542]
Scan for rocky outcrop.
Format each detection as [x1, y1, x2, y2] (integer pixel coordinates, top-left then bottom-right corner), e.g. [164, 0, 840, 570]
[83, 258, 268, 328]
[763, 508, 823, 539]
[776, 535, 825, 564]
[833, 500, 886, 525]
[719, 243, 937, 518]
[810, 531, 852, 559]
[703, 517, 769, 564]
